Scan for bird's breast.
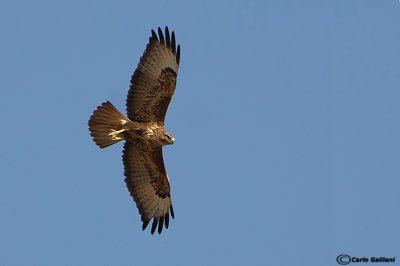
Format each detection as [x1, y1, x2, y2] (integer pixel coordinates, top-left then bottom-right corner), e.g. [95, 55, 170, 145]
[125, 122, 164, 144]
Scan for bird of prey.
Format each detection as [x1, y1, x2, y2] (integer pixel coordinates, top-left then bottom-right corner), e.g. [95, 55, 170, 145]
[88, 26, 180, 235]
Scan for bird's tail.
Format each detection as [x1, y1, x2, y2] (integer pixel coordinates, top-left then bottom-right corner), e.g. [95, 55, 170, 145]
[88, 101, 130, 148]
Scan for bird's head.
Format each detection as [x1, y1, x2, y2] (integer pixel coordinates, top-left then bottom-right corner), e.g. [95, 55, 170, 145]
[162, 131, 175, 145]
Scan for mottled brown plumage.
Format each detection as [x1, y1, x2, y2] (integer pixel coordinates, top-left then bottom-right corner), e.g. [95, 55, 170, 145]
[88, 26, 180, 234]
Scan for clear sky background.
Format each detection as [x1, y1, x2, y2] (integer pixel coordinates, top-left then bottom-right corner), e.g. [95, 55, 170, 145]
[1, 1, 399, 265]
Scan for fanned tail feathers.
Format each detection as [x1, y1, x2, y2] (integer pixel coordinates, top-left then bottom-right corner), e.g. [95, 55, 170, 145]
[88, 101, 129, 148]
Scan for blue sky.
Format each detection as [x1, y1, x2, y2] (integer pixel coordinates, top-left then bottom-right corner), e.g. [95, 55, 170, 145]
[1, 1, 399, 265]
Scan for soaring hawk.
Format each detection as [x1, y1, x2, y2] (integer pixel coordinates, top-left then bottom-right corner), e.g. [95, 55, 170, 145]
[88, 26, 180, 234]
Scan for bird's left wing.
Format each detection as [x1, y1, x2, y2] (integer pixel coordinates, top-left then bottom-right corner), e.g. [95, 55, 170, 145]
[122, 142, 174, 234]
[126, 26, 180, 125]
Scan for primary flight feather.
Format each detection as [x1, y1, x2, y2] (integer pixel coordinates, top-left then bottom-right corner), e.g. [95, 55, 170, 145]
[88, 26, 180, 235]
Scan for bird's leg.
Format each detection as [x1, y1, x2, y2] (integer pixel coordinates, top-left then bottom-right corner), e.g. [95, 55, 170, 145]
[108, 129, 125, 140]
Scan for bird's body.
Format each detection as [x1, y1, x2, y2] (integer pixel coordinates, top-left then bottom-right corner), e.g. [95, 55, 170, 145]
[88, 26, 180, 235]
[90, 102, 174, 148]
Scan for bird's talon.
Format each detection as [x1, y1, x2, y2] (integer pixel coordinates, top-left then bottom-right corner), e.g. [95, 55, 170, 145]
[109, 129, 124, 140]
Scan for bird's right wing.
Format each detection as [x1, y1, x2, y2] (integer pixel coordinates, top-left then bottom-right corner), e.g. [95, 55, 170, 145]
[122, 142, 174, 234]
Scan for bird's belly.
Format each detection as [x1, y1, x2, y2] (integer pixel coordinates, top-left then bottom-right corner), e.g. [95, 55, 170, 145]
[124, 124, 164, 145]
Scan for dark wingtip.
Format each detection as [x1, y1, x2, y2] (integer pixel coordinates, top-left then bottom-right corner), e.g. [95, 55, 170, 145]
[151, 29, 158, 42]
[165, 213, 170, 229]
[171, 31, 176, 54]
[176, 44, 180, 65]
[142, 219, 150, 231]
[152, 26, 180, 65]
[151, 218, 158, 235]
[158, 216, 164, 234]
[170, 205, 175, 219]
[158, 27, 165, 45]
[165, 26, 171, 48]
